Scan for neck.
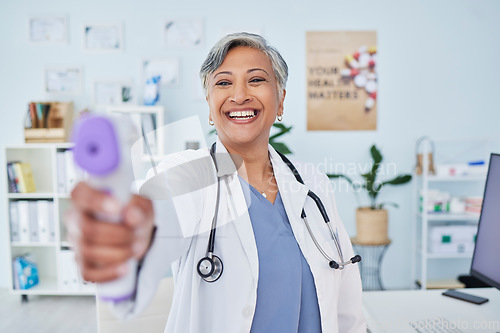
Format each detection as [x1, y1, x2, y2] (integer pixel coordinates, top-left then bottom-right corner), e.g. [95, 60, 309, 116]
[219, 138, 272, 183]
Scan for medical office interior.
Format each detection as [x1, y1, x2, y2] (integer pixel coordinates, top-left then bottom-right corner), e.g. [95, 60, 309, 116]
[1, 0, 500, 332]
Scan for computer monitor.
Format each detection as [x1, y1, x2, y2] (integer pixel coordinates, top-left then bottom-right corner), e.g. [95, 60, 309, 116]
[470, 153, 500, 290]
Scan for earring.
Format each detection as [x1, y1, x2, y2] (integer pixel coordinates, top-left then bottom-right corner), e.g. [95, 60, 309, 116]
[277, 114, 283, 122]
[209, 118, 214, 126]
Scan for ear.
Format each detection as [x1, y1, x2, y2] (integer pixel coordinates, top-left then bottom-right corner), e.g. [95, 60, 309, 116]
[278, 89, 286, 115]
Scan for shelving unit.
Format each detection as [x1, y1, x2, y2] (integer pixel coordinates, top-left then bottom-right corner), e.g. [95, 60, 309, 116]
[4, 143, 95, 297]
[411, 138, 491, 290]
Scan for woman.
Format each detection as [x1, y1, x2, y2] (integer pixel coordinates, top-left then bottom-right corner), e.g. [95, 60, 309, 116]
[68, 33, 365, 332]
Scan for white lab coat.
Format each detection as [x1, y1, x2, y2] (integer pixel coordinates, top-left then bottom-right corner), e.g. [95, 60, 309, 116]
[110, 137, 366, 333]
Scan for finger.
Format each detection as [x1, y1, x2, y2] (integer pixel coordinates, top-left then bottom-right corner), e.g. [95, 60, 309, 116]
[78, 257, 129, 283]
[79, 241, 134, 266]
[79, 214, 135, 246]
[71, 182, 121, 216]
[122, 195, 153, 228]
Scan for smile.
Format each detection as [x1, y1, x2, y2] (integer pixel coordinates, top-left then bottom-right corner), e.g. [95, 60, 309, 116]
[228, 110, 258, 119]
[226, 110, 259, 120]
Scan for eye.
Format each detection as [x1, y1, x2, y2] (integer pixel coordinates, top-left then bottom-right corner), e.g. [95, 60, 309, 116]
[215, 80, 231, 86]
[250, 77, 266, 83]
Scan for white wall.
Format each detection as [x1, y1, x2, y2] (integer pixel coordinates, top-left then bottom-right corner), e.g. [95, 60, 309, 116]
[1, 0, 500, 289]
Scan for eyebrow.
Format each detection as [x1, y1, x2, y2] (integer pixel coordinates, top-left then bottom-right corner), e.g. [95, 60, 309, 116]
[213, 68, 270, 78]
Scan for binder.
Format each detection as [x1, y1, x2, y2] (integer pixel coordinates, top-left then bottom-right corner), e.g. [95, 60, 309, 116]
[59, 250, 80, 291]
[57, 151, 67, 193]
[11, 162, 36, 193]
[13, 163, 27, 193]
[28, 201, 39, 242]
[18, 201, 30, 243]
[29, 103, 38, 128]
[9, 201, 20, 242]
[19, 162, 36, 193]
[48, 201, 56, 242]
[37, 200, 51, 243]
[6, 162, 20, 193]
[64, 150, 77, 192]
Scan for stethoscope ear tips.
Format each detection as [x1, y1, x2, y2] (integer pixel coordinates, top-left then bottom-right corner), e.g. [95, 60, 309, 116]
[329, 261, 340, 269]
[351, 255, 362, 263]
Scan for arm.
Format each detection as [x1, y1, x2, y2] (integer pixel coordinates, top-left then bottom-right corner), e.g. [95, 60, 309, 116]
[67, 150, 213, 319]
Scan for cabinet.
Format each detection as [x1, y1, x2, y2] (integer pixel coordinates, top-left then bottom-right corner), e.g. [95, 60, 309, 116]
[411, 138, 491, 290]
[4, 143, 95, 296]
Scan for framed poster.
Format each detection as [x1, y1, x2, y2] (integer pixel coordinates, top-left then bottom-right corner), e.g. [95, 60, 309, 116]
[44, 66, 82, 94]
[93, 79, 135, 106]
[307, 31, 377, 131]
[163, 18, 204, 48]
[83, 23, 123, 52]
[142, 58, 180, 86]
[29, 16, 68, 44]
[107, 105, 165, 158]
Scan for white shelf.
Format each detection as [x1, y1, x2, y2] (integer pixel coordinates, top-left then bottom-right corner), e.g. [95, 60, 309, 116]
[426, 252, 473, 259]
[411, 138, 490, 290]
[415, 246, 474, 259]
[417, 279, 465, 289]
[418, 212, 480, 221]
[421, 175, 486, 182]
[11, 242, 58, 247]
[4, 143, 95, 297]
[5, 143, 73, 150]
[60, 241, 73, 248]
[7, 193, 55, 199]
[10, 276, 95, 295]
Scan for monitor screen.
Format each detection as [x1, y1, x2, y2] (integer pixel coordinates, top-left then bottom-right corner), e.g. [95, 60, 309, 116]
[470, 153, 500, 290]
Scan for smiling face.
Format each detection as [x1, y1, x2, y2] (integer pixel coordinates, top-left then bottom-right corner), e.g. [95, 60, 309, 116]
[206, 46, 286, 152]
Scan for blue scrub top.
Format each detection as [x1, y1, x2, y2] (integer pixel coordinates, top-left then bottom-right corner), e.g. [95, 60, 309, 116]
[238, 176, 322, 333]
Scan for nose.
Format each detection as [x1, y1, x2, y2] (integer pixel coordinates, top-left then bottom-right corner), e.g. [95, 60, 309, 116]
[230, 81, 252, 104]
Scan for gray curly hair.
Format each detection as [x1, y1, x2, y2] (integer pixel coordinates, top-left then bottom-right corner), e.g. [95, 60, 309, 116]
[200, 32, 288, 99]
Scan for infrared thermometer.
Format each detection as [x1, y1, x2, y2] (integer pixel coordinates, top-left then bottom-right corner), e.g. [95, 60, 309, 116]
[72, 114, 139, 303]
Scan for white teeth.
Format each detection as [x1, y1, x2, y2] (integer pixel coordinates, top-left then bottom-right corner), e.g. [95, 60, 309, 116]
[228, 110, 256, 118]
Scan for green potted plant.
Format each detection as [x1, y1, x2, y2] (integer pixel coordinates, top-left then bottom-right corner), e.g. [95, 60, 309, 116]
[327, 145, 412, 244]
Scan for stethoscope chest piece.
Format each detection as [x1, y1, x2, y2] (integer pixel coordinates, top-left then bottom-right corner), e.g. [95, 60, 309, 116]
[197, 254, 223, 283]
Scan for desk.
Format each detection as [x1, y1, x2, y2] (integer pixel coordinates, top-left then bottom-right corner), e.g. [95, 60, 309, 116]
[363, 288, 500, 333]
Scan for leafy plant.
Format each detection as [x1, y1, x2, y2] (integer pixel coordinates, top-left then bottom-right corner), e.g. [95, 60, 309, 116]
[327, 145, 412, 210]
[208, 122, 293, 155]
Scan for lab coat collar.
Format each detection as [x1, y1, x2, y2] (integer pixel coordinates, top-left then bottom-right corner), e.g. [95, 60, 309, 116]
[212, 138, 309, 227]
[268, 146, 309, 223]
[213, 136, 237, 177]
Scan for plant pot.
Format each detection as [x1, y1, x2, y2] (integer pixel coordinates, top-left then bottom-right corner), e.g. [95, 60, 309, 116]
[355, 207, 389, 245]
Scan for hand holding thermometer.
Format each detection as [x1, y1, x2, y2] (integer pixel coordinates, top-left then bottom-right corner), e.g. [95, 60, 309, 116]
[72, 114, 139, 303]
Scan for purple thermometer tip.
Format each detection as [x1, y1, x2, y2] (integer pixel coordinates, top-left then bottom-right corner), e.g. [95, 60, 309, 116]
[72, 116, 120, 176]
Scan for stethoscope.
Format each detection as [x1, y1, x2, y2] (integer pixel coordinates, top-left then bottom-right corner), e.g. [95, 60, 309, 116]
[197, 143, 362, 283]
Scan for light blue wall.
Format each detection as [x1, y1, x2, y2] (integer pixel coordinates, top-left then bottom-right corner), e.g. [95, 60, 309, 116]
[1, 0, 500, 289]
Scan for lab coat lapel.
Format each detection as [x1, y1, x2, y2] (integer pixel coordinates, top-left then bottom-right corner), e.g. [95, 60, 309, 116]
[269, 147, 310, 256]
[214, 138, 259, 285]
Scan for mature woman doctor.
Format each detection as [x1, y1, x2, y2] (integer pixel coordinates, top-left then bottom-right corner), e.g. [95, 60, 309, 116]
[68, 33, 366, 332]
